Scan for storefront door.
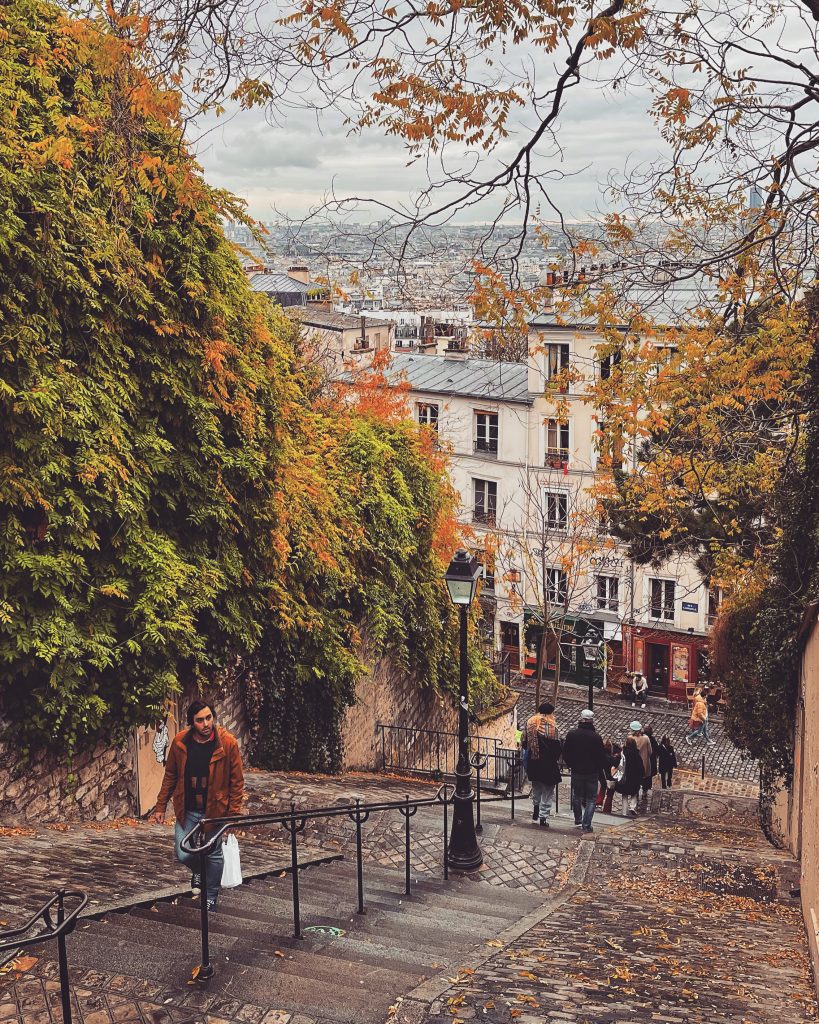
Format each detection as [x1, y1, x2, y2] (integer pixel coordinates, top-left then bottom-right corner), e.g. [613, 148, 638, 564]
[646, 642, 669, 695]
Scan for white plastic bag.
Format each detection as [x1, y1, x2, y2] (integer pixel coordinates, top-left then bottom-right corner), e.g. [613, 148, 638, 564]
[221, 834, 243, 888]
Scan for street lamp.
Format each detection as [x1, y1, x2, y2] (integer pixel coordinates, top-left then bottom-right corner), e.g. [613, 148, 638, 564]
[444, 549, 483, 872]
[581, 627, 601, 712]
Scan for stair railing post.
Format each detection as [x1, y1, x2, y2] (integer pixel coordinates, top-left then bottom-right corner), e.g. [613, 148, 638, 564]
[284, 802, 305, 939]
[56, 890, 73, 1024]
[399, 795, 417, 896]
[701, 753, 705, 780]
[442, 787, 449, 880]
[349, 798, 370, 915]
[510, 754, 516, 821]
[198, 844, 213, 979]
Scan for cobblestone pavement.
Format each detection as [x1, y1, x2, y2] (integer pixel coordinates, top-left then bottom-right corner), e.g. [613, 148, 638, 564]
[517, 685, 759, 784]
[395, 797, 815, 1024]
[243, 773, 583, 894]
[2, 779, 815, 1024]
[0, 818, 330, 929]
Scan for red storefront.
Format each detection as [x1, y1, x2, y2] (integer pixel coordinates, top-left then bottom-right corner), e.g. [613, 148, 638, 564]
[622, 623, 708, 702]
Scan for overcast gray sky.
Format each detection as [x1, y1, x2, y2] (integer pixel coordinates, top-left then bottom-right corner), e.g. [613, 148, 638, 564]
[194, 80, 665, 225]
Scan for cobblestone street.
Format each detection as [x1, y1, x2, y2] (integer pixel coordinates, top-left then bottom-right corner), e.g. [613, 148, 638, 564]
[2, 772, 815, 1024]
[517, 685, 759, 783]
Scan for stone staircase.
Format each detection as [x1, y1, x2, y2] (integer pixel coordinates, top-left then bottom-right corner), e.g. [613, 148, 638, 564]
[65, 858, 536, 1024]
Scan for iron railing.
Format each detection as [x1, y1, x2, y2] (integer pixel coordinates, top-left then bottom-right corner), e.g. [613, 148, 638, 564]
[0, 890, 88, 1023]
[180, 779, 524, 982]
[378, 723, 515, 782]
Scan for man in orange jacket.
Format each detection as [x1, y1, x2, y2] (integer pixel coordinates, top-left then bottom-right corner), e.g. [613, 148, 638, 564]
[151, 699, 245, 910]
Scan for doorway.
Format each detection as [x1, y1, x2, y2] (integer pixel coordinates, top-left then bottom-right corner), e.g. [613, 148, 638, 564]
[499, 620, 521, 671]
[646, 642, 669, 696]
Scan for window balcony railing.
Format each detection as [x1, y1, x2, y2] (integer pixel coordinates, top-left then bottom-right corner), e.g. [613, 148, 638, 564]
[472, 510, 497, 526]
[544, 453, 569, 470]
[474, 439, 498, 457]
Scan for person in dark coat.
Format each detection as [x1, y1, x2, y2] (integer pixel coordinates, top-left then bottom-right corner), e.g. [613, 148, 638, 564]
[641, 725, 660, 801]
[562, 709, 607, 835]
[614, 736, 643, 817]
[521, 701, 562, 826]
[602, 742, 622, 814]
[658, 735, 678, 789]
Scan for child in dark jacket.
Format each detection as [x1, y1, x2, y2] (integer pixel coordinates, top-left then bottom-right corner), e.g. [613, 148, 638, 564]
[658, 736, 678, 789]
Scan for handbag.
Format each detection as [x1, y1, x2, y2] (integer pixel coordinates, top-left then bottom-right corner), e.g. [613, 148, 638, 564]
[221, 834, 243, 888]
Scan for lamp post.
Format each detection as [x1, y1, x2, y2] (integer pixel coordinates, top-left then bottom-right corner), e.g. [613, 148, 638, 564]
[444, 549, 483, 872]
[582, 627, 601, 712]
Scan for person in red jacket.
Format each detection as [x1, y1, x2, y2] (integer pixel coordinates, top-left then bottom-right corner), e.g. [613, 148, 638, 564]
[151, 699, 245, 910]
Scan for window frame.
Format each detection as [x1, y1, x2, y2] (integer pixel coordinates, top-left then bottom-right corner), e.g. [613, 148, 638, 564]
[545, 566, 568, 606]
[543, 489, 569, 532]
[649, 577, 676, 621]
[416, 402, 440, 430]
[474, 410, 499, 456]
[544, 417, 570, 469]
[473, 478, 498, 525]
[596, 574, 619, 612]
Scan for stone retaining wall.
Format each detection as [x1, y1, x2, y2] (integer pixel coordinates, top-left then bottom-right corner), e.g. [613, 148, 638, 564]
[0, 733, 135, 823]
[341, 657, 459, 771]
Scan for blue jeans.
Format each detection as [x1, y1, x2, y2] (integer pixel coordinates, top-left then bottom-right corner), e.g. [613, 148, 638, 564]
[531, 781, 556, 820]
[688, 720, 709, 742]
[571, 773, 599, 831]
[175, 810, 223, 900]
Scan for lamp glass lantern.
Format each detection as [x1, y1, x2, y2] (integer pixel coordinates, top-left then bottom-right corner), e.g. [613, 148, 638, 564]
[444, 550, 482, 606]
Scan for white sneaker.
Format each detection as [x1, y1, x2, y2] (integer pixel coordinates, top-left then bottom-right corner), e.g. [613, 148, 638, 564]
[685, 735, 692, 745]
[631, 703, 636, 707]
[707, 739, 716, 746]
[641, 704, 646, 709]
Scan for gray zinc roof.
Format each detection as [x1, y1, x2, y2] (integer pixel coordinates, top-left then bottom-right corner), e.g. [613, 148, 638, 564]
[248, 272, 313, 294]
[389, 354, 532, 405]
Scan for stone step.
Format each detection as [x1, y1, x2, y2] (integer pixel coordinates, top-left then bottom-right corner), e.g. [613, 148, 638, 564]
[62, 856, 530, 1024]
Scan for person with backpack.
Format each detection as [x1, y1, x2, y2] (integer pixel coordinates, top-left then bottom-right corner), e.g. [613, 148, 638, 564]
[521, 701, 562, 826]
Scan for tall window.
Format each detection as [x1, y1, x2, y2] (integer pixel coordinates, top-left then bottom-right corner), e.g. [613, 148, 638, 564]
[545, 567, 567, 605]
[473, 479, 497, 525]
[595, 419, 626, 471]
[650, 578, 675, 621]
[544, 419, 570, 468]
[478, 549, 495, 593]
[599, 350, 622, 380]
[416, 402, 439, 430]
[544, 343, 570, 384]
[707, 587, 722, 625]
[474, 411, 499, 455]
[596, 575, 619, 612]
[544, 490, 568, 531]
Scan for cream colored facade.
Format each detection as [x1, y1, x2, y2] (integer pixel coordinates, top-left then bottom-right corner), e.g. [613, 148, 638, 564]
[397, 318, 711, 691]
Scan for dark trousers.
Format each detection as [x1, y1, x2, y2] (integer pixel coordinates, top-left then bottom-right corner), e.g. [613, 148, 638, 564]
[571, 773, 599, 830]
[660, 769, 673, 789]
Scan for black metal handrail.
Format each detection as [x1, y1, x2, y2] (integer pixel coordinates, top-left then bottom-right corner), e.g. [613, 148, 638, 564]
[378, 722, 504, 779]
[179, 777, 524, 983]
[0, 889, 88, 1023]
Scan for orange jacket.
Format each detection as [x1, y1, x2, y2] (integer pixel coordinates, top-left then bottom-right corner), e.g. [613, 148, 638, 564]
[154, 725, 245, 823]
[690, 694, 708, 724]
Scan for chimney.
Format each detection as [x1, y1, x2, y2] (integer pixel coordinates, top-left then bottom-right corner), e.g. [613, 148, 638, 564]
[288, 265, 310, 284]
[360, 315, 367, 347]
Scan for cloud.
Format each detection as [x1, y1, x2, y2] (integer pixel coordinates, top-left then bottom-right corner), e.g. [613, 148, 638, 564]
[193, 78, 668, 223]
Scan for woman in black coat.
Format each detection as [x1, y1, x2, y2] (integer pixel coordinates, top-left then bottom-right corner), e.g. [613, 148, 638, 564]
[614, 736, 643, 817]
